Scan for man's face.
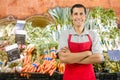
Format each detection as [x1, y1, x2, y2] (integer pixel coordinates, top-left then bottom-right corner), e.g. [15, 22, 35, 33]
[71, 7, 86, 27]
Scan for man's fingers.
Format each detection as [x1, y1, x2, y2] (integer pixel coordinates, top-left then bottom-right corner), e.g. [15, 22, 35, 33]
[60, 48, 66, 52]
[61, 47, 69, 51]
[64, 47, 69, 49]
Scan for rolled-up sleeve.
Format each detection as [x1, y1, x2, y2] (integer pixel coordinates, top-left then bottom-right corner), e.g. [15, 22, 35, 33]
[57, 31, 69, 52]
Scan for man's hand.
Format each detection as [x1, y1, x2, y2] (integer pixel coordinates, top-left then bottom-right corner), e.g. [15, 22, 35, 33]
[58, 47, 72, 63]
[60, 47, 71, 53]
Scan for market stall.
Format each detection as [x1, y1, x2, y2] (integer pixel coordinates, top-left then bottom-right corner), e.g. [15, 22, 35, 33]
[0, 7, 120, 80]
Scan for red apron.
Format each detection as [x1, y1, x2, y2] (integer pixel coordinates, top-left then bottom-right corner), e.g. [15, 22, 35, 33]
[63, 34, 96, 80]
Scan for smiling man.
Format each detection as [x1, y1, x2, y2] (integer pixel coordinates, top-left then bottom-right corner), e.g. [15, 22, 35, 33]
[57, 4, 103, 80]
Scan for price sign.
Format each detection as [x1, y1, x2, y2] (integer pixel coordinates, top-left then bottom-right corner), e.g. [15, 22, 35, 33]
[107, 50, 120, 61]
[15, 20, 25, 30]
[5, 44, 20, 62]
[15, 30, 26, 45]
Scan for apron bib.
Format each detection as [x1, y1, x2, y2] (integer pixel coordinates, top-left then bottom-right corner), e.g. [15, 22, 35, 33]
[63, 34, 96, 80]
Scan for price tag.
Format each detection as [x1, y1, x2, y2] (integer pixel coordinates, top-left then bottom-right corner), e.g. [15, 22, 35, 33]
[107, 50, 120, 61]
[5, 44, 20, 62]
[15, 20, 25, 30]
[15, 30, 26, 44]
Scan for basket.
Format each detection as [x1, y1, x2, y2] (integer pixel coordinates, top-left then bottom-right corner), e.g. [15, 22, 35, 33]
[0, 15, 16, 26]
[25, 14, 54, 28]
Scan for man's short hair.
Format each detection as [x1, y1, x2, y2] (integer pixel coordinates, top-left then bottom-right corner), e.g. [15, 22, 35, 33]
[71, 4, 86, 15]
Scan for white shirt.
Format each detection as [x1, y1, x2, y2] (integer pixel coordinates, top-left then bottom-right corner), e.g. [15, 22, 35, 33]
[57, 27, 103, 54]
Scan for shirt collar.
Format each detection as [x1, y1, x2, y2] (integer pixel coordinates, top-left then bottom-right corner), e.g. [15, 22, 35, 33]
[70, 27, 89, 36]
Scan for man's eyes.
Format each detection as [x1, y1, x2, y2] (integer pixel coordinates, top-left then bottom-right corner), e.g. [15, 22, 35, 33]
[80, 13, 83, 15]
[74, 13, 78, 15]
[74, 12, 84, 15]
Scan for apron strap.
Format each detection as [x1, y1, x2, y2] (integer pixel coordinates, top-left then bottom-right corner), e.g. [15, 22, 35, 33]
[68, 34, 72, 42]
[87, 34, 92, 44]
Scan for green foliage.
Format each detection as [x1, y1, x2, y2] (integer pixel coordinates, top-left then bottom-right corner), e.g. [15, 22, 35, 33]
[48, 7, 72, 27]
[0, 50, 8, 62]
[109, 27, 120, 39]
[24, 22, 57, 54]
[89, 7, 117, 26]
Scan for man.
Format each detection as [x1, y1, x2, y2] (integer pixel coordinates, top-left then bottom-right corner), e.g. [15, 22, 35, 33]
[57, 4, 103, 80]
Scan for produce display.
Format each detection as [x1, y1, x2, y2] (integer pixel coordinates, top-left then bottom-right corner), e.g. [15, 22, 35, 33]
[0, 19, 17, 72]
[0, 6, 120, 80]
[0, 17, 65, 78]
[88, 7, 120, 73]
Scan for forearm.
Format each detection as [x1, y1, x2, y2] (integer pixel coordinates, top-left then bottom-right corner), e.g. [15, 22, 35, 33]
[59, 51, 92, 64]
[77, 54, 103, 64]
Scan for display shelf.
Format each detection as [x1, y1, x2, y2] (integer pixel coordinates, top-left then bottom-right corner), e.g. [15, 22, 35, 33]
[0, 72, 120, 80]
[98, 72, 117, 80]
[0, 72, 63, 80]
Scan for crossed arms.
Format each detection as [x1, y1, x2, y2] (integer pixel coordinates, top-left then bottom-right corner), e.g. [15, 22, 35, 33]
[58, 47, 103, 64]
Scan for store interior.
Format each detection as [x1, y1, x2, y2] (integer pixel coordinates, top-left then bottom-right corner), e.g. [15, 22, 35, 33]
[0, 0, 120, 80]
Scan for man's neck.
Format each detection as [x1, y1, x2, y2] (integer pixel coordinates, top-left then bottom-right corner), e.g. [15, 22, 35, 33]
[74, 26, 84, 34]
